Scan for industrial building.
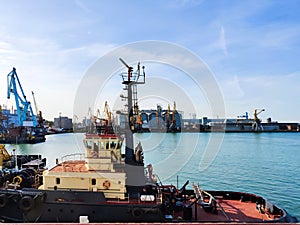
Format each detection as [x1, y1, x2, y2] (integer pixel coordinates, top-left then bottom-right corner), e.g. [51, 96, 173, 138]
[53, 116, 73, 130]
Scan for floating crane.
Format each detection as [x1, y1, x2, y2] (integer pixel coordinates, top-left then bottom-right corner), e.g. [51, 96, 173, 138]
[7, 68, 37, 127]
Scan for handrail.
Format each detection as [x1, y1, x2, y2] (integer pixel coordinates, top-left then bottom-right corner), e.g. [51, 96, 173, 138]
[201, 189, 231, 221]
[192, 183, 231, 221]
[61, 153, 85, 162]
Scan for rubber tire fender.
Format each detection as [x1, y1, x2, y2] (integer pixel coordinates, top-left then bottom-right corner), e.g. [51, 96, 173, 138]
[132, 208, 144, 218]
[19, 195, 34, 211]
[0, 194, 8, 207]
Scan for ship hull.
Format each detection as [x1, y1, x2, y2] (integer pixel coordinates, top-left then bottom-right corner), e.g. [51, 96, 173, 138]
[0, 189, 163, 223]
[0, 126, 46, 144]
[0, 188, 297, 223]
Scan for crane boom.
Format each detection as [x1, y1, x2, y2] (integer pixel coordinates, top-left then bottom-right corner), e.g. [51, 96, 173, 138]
[119, 58, 133, 82]
[7, 68, 37, 127]
[119, 58, 130, 68]
[104, 101, 112, 123]
[31, 91, 39, 115]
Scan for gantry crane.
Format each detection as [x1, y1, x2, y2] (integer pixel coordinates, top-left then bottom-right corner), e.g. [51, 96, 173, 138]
[7, 68, 37, 127]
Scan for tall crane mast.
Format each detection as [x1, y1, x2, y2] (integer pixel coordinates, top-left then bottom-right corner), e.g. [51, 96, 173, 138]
[32, 91, 44, 126]
[252, 108, 265, 132]
[172, 101, 177, 123]
[31, 91, 39, 116]
[7, 68, 37, 127]
[104, 101, 112, 124]
[119, 58, 146, 187]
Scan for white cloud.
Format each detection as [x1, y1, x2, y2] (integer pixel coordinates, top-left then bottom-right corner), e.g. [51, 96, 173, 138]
[74, 0, 91, 13]
[168, 0, 205, 8]
[219, 72, 300, 121]
[219, 26, 228, 56]
[0, 32, 116, 120]
[257, 26, 300, 49]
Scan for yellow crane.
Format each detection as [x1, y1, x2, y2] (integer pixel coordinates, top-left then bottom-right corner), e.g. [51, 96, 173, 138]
[253, 108, 265, 131]
[32, 91, 44, 125]
[172, 101, 177, 123]
[0, 144, 11, 161]
[104, 101, 112, 124]
[166, 104, 170, 122]
[254, 109, 265, 123]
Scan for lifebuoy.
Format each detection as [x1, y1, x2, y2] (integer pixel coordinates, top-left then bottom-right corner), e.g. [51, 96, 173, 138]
[19, 196, 34, 211]
[0, 194, 8, 207]
[102, 180, 111, 189]
[13, 176, 23, 184]
[132, 208, 144, 218]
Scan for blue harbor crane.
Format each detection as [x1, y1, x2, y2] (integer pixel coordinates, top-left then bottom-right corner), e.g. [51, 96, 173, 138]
[7, 68, 37, 127]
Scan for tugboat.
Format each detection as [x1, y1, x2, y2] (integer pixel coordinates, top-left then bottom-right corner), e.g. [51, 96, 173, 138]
[0, 59, 297, 223]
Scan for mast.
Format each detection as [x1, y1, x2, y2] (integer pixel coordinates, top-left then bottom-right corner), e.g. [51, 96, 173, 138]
[119, 58, 146, 187]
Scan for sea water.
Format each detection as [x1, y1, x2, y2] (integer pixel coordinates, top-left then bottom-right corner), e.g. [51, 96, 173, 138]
[7, 132, 300, 219]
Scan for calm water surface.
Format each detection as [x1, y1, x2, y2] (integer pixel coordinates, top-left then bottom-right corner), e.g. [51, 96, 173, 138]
[6, 132, 300, 219]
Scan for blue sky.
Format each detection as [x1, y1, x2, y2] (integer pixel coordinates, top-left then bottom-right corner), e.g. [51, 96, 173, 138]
[0, 0, 299, 122]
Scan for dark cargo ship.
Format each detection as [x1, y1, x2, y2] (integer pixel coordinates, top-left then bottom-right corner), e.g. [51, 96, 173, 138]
[0, 60, 297, 223]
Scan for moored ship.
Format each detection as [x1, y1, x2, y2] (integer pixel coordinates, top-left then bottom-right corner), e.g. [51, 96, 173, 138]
[0, 68, 46, 144]
[0, 60, 297, 223]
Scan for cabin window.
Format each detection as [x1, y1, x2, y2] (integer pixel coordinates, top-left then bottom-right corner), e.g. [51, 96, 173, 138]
[117, 141, 122, 149]
[85, 140, 92, 149]
[93, 142, 99, 151]
[100, 142, 105, 150]
[56, 178, 60, 184]
[110, 141, 116, 149]
[92, 179, 96, 185]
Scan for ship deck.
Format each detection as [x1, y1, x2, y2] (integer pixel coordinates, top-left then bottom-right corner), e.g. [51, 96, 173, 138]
[49, 160, 89, 172]
[187, 199, 278, 222]
[193, 200, 274, 222]
[101, 197, 282, 222]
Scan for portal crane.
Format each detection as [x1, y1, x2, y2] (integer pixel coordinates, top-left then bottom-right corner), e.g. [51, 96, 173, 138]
[104, 101, 112, 124]
[166, 104, 171, 128]
[254, 109, 265, 123]
[91, 108, 102, 125]
[31, 91, 44, 126]
[253, 108, 265, 131]
[7, 68, 37, 127]
[172, 101, 177, 123]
